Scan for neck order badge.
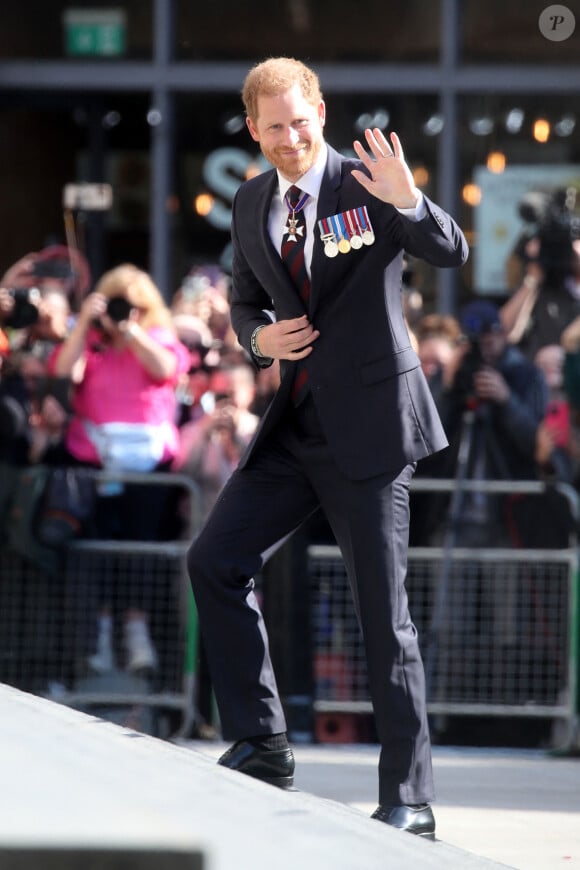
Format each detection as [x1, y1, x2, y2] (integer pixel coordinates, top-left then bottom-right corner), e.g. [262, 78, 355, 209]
[281, 186, 310, 303]
[281, 185, 311, 404]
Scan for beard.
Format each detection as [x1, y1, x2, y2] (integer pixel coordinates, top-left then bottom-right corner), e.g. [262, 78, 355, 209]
[260, 136, 323, 181]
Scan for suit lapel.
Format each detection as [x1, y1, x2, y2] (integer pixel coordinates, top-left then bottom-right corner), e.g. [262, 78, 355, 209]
[310, 146, 343, 312]
[257, 172, 281, 270]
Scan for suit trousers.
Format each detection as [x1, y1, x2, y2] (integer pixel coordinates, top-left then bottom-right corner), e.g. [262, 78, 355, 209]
[187, 394, 434, 805]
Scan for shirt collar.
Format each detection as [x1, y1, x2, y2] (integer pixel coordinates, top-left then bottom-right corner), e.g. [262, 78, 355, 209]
[277, 143, 328, 204]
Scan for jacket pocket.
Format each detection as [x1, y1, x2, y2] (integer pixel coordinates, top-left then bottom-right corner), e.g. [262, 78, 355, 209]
[360, 347, 420, 385]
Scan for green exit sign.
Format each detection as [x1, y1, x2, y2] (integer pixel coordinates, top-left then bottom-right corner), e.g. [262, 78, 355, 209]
[63, 8, 126, 57]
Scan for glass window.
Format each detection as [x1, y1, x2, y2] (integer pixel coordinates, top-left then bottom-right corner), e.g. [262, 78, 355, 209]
[175, 0, 440, 62]
[0, 0, 152, 60]
[457, 94, 580, 299]
[462, 0, 580, 64]
[0, 93, 152, 284]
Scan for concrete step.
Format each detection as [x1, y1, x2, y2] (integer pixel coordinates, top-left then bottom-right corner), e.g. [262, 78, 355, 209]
[0, 684, 511, 869]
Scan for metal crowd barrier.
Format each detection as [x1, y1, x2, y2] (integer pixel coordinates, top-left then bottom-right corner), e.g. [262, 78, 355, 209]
[0, 469, 202, 739]
[309, 479, 580, 751]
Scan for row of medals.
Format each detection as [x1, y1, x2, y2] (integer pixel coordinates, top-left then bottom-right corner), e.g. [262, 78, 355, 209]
[318, 211, 375, 258]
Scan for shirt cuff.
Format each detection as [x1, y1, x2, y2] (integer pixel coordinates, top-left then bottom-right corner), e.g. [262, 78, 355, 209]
[397, 193, 426, 222]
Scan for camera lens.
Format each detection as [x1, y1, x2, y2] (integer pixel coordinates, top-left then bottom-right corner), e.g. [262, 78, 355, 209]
[4, 288, 40, 329]
[106, 295, 133, 323]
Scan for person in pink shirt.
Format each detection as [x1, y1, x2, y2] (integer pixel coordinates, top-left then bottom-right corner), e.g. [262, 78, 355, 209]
[51, 263, 189, 471]
[50, 263, 189, 675]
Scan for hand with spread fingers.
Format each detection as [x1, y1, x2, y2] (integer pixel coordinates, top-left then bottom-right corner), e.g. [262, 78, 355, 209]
[351, 128, 421, 210]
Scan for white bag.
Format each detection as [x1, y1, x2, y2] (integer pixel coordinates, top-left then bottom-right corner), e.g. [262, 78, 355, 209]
[84, 420, 167, 472]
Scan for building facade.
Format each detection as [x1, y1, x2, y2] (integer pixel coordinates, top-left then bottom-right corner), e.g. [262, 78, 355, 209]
[1, 0, 580, 313]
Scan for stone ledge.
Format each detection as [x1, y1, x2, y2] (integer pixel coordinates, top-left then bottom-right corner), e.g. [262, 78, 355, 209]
[0, 684, 511, 870]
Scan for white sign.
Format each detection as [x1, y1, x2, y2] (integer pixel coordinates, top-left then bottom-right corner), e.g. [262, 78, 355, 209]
[473, 164, 580, 294]
[63, 183, 113, 211]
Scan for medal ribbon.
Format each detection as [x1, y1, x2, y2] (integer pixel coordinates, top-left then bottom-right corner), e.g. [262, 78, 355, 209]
[284, 188, 310, 216]
[337, 212, 349, 240]
[344, 209, 357, 239]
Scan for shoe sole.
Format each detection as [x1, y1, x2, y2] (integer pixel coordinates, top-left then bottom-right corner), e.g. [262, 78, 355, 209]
[259, 775, 295, 790]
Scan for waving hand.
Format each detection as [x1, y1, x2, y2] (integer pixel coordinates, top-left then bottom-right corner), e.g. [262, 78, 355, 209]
[351, 129, 420, 210]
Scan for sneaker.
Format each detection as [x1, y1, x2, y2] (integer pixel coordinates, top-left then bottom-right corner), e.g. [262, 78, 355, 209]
[124, 618, 157, 672]
[88, 643, 116, 673]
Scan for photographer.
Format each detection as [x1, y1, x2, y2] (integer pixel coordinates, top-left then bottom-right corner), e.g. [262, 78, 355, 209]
[436, 300, 548, 544]
[500, 188, 580, 361]
[50, 264, 189, 490]
[0, 284, 42, 336]
[0, 278, 68, 466]
[533, 315, 580, 491]
[171, 265, 237, 357]
[427, 302, 556, 708]
[408, 313, 463, 546]
[173, 362, 259, 519]
[48, 264, 190, 675]
[0, 348, 70, 467]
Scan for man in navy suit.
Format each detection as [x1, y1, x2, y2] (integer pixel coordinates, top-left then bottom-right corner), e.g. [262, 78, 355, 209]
[187, 57, 468, 840]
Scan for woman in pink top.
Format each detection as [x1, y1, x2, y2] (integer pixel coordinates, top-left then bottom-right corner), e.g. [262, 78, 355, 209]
[50, 264, 189, 675]
[51, 263, 189, 470]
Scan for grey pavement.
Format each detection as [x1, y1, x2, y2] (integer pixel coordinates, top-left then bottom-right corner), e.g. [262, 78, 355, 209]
[185, 740, 580, 870]
[1, 682, 578, 869]
[0, 683, 505, 869]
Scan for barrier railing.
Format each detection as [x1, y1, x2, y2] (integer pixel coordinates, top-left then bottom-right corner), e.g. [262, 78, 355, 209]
[3, 468, 579, 749]
[309, 479, 580, 751]
[0, 468, 202, 739]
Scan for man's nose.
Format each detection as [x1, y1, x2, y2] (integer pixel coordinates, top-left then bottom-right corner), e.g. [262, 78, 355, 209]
[283, 126, 300, 146]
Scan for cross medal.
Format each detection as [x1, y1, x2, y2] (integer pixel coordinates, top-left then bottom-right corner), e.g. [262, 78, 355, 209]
[283, 211, 304, 243]
[282, 187, 309, 243]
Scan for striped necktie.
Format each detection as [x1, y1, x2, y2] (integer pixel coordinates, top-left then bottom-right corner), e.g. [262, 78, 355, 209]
[281, 185, 311, 404]
[281, 185, 310, 303]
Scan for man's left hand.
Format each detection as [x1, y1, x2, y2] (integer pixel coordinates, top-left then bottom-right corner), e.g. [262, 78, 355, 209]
[351, 129, 421, 209]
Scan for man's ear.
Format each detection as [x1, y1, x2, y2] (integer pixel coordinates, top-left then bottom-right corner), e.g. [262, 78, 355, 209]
[318, 100, 326, 128]
[246, 116, 260, 142]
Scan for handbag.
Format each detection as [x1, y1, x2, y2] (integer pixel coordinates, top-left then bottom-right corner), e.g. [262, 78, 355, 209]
[83, 420, 167, 472]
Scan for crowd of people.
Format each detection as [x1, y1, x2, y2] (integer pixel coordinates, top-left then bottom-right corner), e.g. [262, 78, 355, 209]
[407, 236, 580, 512]
[2, 213, 580, 729]
[0, 248, 277, 696]
[5, 238, 579, 537]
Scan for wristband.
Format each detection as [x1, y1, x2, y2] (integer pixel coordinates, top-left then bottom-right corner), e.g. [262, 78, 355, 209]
[250, 325, 269, 359]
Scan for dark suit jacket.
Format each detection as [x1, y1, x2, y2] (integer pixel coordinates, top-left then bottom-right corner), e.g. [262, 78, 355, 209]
[230, 144, 469, 480]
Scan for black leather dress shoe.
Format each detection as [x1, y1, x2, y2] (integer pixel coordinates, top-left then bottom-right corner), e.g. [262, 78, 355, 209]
[217, 740, 295, 789]
[371, 803, 436, 840]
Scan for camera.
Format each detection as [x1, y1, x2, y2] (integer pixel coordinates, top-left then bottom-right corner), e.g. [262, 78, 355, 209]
[453, 335, 484, 404]
[181, 274, 211, 303]
[453, 300, 502, 406]
[518, 187, 580, 286]
[4, 287, 41, 329]
[32, 259, 75, 281]
[105, 295, 133, 323]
